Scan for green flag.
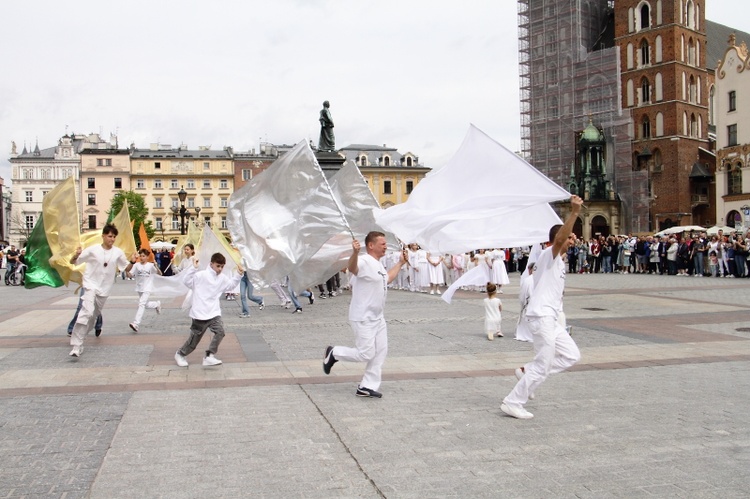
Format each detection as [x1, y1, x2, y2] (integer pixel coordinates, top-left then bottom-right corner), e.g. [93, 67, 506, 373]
[24, 214, 65, 289]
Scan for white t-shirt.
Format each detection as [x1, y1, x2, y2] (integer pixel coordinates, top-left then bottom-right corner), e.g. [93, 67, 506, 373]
[349, 253, 388, 321]
[78, 244, 129, 296]
[526, 246, 565, 319]
[132, 261, 158, 293]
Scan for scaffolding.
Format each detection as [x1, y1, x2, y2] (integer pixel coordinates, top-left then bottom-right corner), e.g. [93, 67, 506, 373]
[517, 0, 650, 232]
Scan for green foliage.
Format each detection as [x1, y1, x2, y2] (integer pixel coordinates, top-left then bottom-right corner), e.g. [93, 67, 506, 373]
[107, 191, 155, 247]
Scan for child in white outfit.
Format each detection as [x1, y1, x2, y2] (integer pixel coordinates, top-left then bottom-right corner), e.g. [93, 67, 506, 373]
[483, 282, 503, 340]
[128, 248, 162, 333]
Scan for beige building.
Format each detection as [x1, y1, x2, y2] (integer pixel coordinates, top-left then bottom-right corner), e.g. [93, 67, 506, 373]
[339, 144, 430, 207]
[130, 145, 234, 241]
[79, 146, 131, 230]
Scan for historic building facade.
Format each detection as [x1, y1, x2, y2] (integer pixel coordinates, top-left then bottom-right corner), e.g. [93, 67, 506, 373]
[79, 143, 131, 231]
[714, 34, 750, 231]
[339, 144, 430, 207]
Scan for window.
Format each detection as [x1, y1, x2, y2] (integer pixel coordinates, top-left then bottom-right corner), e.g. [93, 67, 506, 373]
[25, 191, 32, 202]
[172, 198, 179, 208]
[728, 124, 738, 146]
[188, 197, 195, 208]
[203, 198, 211, 208]
[204, 217, 211, 226]
[155, 217, 162, 230]
[653, 149, 663, 168]
[640, 40, 650, 66]
[550, 96, 559, 117]
[172, 215, 179, 230]
[25, 215, 35, 230]
[88, 178, 95, 188]
[640, 4, 650, 29]
[154, 179, 162, 189]
[203, 180, 211, 189]
[360, 155, 367, 166]
[406, 180, 414, 194]
[729, 91, 737, 112]
[220, 179, 228, 189]
[242, 169, 252, 181]
[63, 169, 72, 179]
[154, 162, 161, 169]
[641, 78, 651, 104]
[383, 157, 390, 166]
[96, 158, 112, 166]
[642, 116, 651, 139]
[406, 157, 413, 167]
[221, 197, 228, 208]
[41, 169, 51, 180]
[88, 194, 96, 205]
[23, 169, 33, 180]
[383, 180, 392, 194]
[171, 179, 179, 189]
[42, 190, 49, 198]
[155, 198, 162, 208]
[729, 166, 742, 195]
[114, 178, 122, 189]
[88, 215, 97, 230]
[221, 216, 227, 229]
[187, 179, 195, 189]
[136, 179, 145, 189]
[203, 162, 210, 170]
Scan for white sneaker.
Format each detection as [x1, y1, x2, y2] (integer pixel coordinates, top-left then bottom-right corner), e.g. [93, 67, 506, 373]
[174, 351, 188, 367]
[69, 346, 83, 357]
[436, 290, 441, 295]
[155, 301, 162, 315]
[487, 331, 494, 341]
[430, 290, 435, 295]
[129, 323, 139, 333]
[514, 367, 535, 400]
[203, 354, 222, 366]
[284, 301, 291, 309]
[500, 403, 533, 420]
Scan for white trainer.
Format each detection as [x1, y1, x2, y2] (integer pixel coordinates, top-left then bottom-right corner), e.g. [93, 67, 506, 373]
[69, 346, 83, 357]
[501, 403, 533, 420]
[174, 351, 188, 367]
[203, 354, 223, 366]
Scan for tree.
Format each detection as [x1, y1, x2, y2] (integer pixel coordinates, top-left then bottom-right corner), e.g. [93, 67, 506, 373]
[108, 191, 155, 248]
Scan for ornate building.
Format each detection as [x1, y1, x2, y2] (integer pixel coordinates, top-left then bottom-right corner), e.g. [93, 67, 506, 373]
[714, 34, 750, 231]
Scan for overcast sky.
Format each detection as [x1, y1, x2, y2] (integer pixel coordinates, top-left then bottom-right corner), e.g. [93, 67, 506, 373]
[1, 0, 747, 188]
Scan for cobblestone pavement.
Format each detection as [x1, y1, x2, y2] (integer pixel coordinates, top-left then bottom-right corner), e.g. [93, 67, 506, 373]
[1, 272, 749, 498]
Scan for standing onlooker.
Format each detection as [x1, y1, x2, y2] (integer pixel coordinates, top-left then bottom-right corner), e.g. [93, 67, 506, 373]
[68, 224, 136, 357]
[174, 253, 243, 367]
[322, 233, 406, 398]
[500, 196, 582, 420]
[483, 282, 503, 340]
[238, 271, 264, 318]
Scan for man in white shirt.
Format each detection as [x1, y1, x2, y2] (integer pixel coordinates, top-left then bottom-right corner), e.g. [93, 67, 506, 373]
[501, 195, 583, 420]
[68, 224, 136, 358]
[322, 231, 406, 398]
[174, 252, 243, 367]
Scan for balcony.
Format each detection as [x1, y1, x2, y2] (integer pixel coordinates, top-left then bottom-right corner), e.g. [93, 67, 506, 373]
[691, 194, 708, 207]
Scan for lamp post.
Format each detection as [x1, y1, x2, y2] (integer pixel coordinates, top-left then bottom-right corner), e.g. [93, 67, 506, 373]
[170, 187, 188, 235]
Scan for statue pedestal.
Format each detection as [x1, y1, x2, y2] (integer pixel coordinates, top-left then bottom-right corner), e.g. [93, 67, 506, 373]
[316, 151, 345, 179]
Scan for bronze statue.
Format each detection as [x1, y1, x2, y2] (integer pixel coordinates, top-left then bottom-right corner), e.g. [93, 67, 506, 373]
[318, 100, 335, 152]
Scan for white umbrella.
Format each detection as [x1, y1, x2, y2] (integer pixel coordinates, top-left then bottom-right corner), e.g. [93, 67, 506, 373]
[654, 225, 705, 237]
[706, 225, 737, 236]
[151, 241, 175, 249]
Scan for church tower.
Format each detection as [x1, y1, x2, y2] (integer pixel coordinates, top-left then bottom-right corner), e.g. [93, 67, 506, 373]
[615, 0, 712, 230]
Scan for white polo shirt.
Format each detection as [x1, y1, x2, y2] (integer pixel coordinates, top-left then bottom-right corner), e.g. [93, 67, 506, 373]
[348, 253, 388, 321]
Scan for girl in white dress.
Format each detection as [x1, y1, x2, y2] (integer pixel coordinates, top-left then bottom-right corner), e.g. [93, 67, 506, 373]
[474, 249, 491, 292]
[483, 282, 503, 340]
[426, 252, 445, 295]
[489, 248, 510, 292]
[416, 246, 430, 292]
[407, 243, 419, 292]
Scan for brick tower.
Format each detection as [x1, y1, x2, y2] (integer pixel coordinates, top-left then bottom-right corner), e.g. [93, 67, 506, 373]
[615, 0, 713, 230]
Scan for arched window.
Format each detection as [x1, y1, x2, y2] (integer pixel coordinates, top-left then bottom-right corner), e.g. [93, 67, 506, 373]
[383, 156, 390, 166]
[681, 35, 685, 62]
[689, 75, 696, 103]
[688, 38, 696, 65]
[406, 157, 413, 167]
[653, 148, 663, 168]
[655, 35, 663, 62]
[642, 115, 652, 139]
[690, 113, 697, 137]
[360, 155, 367, 166]
[547, 64, 558, 85]
[656, 0, 663, 24]
[640, 4, 650, 29]
[656, 112, 664, 136]
[683, 112, 688, 135]
[627, 43, 634, 69]
[641, 77, 651, 104]
[655, 72, 663, 101]
[627, 79, 635, 107]
[550, 96, 559, 117]
[729, 164, 742, 195]
[23, 169, 33, 179]
[628, 7, 635, 32]
[640, 39, 650, 66]
[682, 72, 687, 100]
[686, 0, 695, 29]
[709, 85, 715, 124]
[698, 115, 703, 138]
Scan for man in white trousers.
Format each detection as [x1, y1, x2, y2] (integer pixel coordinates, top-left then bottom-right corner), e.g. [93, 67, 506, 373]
[323, 231, 406, 398]
[501, 195, 583, 419]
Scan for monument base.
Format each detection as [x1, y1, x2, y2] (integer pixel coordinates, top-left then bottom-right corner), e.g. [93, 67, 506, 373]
[315, 151, 346, 179]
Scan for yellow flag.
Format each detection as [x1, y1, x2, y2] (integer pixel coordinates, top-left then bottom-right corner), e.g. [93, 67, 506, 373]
[174, 219, 203, 265]
[211, 224, 242, 266]
[43, 177, 82, 286]
[111, 200, 137, 259]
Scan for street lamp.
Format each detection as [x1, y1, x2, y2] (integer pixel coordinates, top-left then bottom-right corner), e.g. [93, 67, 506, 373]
[170, 187, 188, 235]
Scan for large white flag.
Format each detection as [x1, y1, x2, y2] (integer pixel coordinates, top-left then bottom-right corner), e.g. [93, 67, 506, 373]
[227, 140, 349, 290]
[374, 125, 570, 254]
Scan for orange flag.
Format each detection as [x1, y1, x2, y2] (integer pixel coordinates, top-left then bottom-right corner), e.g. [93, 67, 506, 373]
[138, 222, 155, 263]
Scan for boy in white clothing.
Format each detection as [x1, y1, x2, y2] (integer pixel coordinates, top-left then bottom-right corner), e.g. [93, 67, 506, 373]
[128, 248, 162, 333]
[501, 195, 583, 420]
[174, 252, 243, 367]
